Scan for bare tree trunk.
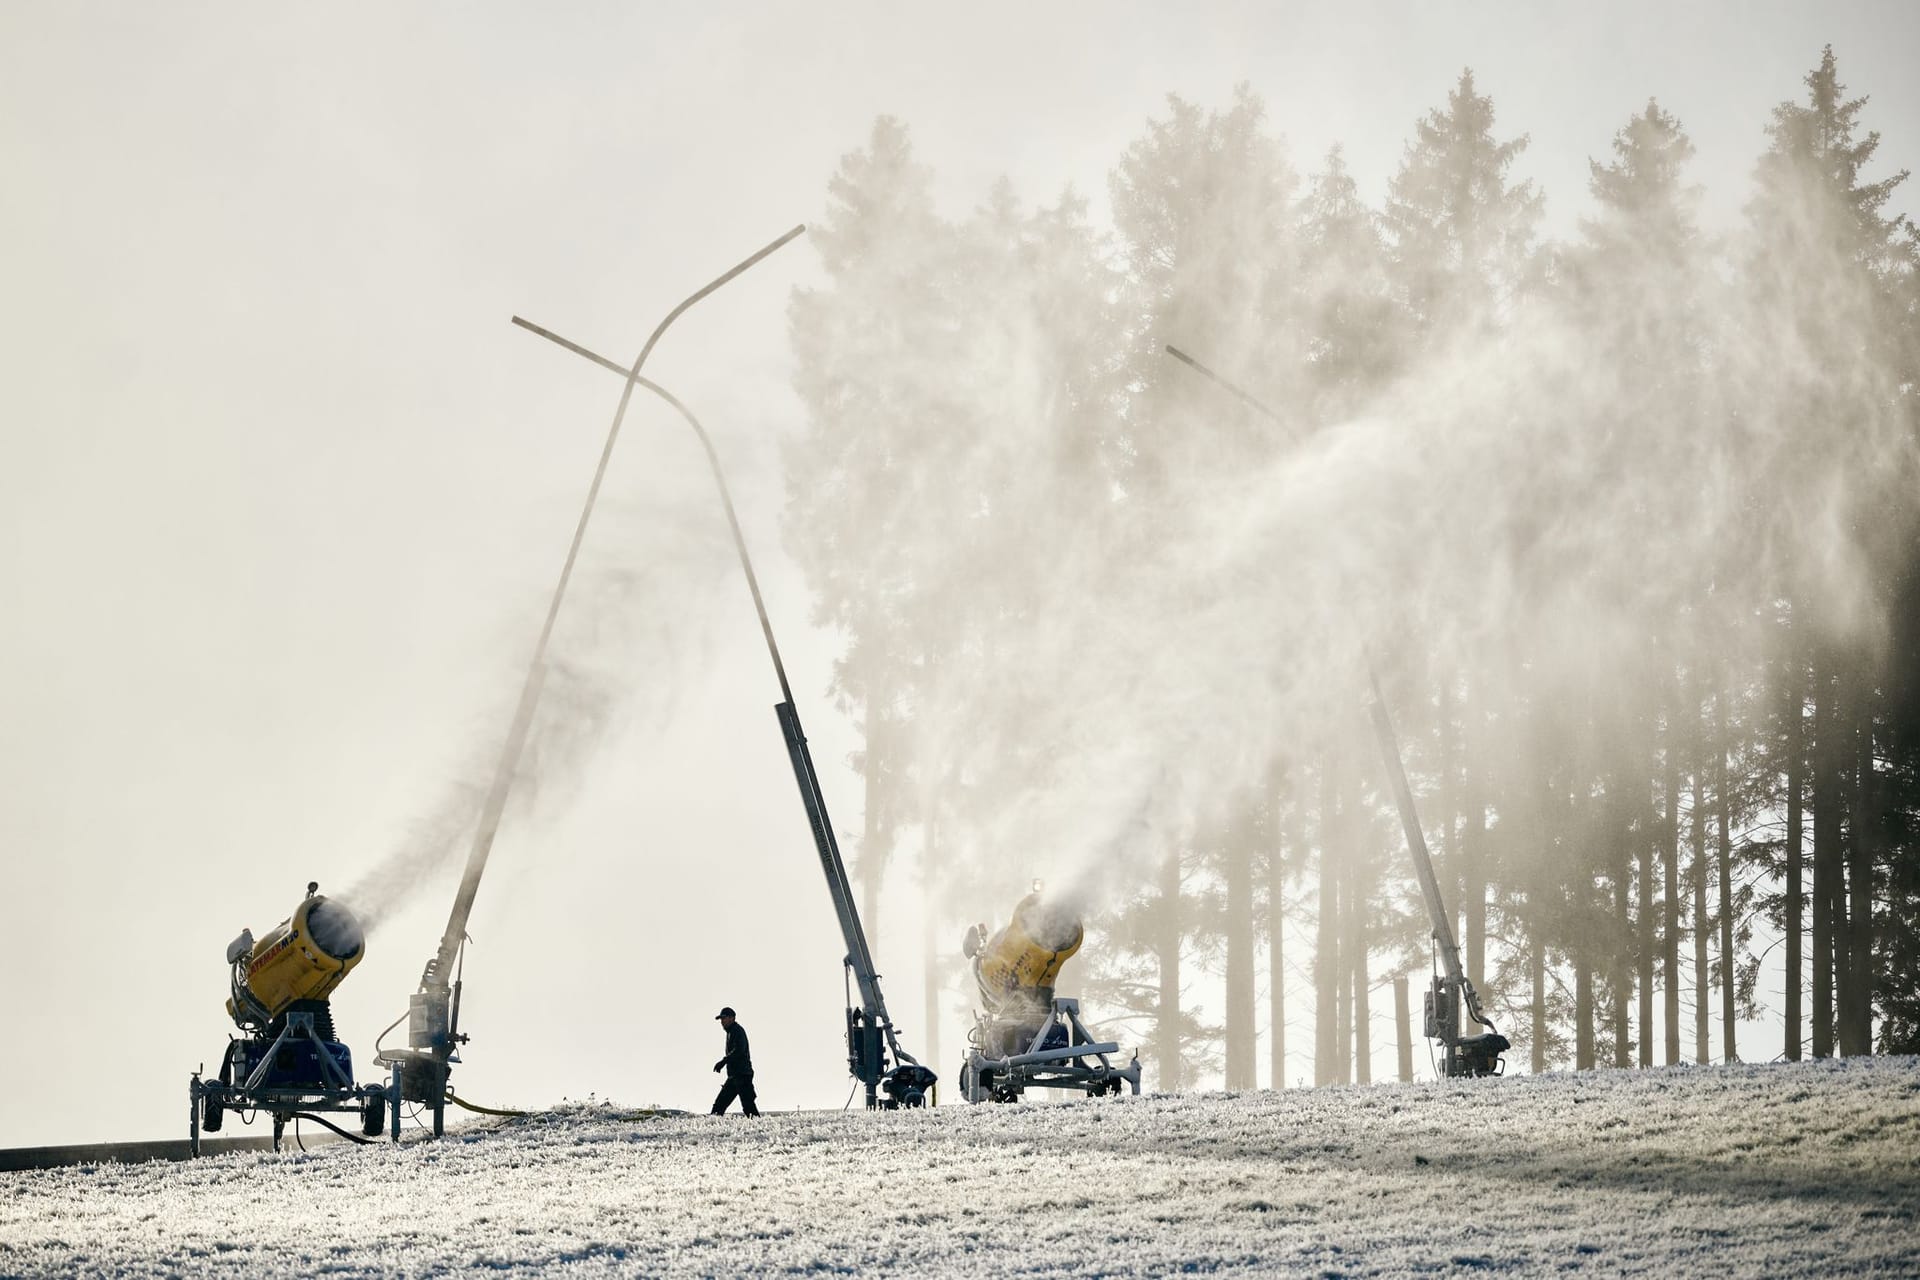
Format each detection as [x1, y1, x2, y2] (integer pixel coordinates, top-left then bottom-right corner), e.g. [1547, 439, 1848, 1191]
[1663, 696, 1682, 1067]
[1639, 738, 1656, 1068]
[1715, 683, 1735, 1063]
[1611, 773, 1632, 1069]
[1226, 799, 1257, 1089]
[1692, 700, 1710, 1066]
[1157, 845, 1183, 1090]
[1349, 823, 1371, 1086]
[1812, 664, 1838, 1059]
[1333, 753, 1353, 1085]
[1335, 960, 1353, 1085]
[1530, 932, 1547, 1074]
[1315, 749, 1341, 1087]
[1784, 645, 1805, 1061]
[1576, 955, 1595, 1071]
[1397, 982, 1413, 1082]
[1844, 681, 1875, 1056]
[1271, 767, 1298, 1089]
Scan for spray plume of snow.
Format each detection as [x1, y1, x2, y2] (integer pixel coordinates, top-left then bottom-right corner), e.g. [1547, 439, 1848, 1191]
[787, 98, 1917, 935]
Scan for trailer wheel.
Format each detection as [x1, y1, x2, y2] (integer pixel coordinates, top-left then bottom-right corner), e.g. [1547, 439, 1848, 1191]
[201, 1089, 225, 1134]
[361, 1089, 386, 1137]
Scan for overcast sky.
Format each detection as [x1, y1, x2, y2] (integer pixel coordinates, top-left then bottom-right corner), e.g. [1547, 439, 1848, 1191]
[3, 2, 1916, 1147]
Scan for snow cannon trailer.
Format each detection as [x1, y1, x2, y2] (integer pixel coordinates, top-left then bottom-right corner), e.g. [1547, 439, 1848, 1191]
[190, 884, 399, 1155]
[957, 889, 1142, 1102]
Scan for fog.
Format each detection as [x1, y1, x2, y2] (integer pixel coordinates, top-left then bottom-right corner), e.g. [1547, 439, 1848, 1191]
[2, 3, 1915, 1146]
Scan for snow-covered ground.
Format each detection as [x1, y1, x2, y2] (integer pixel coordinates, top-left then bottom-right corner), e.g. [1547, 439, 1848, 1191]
[4, 1058, 1916, 1277]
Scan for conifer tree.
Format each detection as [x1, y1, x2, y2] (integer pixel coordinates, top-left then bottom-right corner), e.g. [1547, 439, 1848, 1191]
[1746, 47, 1918, 1057]
[1106, 86, 1304, 1088]
[1382, 68, 1543, 339]
[787, 117, 951, 950]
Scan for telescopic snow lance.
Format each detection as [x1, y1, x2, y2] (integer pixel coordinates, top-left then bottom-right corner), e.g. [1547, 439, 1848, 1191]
[511, 292, 935, 1110]
[374, 227, 810, 1132]
[1164, 344, 1509, 1078]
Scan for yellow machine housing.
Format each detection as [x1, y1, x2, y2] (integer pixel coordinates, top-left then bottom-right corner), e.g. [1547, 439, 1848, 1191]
[971, 891, 1083, 1017]
[958, 887, 1139, 1102]
[226, 893, 365, 1026]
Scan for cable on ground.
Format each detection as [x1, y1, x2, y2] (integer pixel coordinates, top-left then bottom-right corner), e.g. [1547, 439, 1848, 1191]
[449, 1093, 529, 1118]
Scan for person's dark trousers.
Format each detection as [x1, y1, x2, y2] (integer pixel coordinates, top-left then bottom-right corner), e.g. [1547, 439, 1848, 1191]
[712, 1077, 759, 1115]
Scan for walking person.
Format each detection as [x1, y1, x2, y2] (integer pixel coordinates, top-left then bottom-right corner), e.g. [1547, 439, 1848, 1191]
[710, 1006, 759, 1116]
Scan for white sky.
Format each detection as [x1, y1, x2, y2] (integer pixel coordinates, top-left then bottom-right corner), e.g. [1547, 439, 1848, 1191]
[2, 2, 1915, 1147]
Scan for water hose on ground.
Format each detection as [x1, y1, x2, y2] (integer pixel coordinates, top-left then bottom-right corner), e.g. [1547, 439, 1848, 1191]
[291, 1112, 375, 1145]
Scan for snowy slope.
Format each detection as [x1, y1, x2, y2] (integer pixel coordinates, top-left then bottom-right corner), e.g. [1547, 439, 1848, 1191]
[3, 1058, 1916, 1277]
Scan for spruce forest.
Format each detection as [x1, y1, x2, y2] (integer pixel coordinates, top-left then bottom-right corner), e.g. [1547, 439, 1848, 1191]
[782, 48, 1920, 1089]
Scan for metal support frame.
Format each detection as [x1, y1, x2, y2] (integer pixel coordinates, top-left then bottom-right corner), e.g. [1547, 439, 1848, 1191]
[188, 1016, 397, 1157]
[961, 998, 1142, 1102]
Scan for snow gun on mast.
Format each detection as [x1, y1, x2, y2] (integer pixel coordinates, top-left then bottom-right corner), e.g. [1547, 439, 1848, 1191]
[510, 233, 934, 1111]
[1164, 344, 1509, 1078]
[373, 228, 818, 1131]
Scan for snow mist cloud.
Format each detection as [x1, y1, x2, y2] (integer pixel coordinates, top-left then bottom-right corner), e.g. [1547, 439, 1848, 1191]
[783, 90, 1917, 929]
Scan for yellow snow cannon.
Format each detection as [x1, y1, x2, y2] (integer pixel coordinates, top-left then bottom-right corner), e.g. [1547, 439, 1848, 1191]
[958, 888, 1138, 1103]
[193, 882, 394, 1156]
[224, 884, 366, 1031]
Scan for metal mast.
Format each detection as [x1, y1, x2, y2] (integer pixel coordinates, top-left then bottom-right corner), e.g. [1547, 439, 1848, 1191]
[382, 228, 807, 1129]
[1163, 344, 1507, 1076]
[512, 299, 928, 1108]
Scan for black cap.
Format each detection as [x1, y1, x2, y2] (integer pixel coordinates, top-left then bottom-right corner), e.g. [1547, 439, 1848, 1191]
[715, 1006, 736, 1020]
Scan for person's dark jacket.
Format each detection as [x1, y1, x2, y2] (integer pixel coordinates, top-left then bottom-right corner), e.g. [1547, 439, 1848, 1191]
[714, 1021, 753, 1081]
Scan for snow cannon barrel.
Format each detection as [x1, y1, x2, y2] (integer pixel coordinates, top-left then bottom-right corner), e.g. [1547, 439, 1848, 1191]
[225, 891, 366, 1030]
[965, 891, 1084, 1018]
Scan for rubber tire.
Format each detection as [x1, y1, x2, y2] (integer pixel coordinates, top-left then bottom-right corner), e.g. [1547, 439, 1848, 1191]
[201, 1091, 225, 1134]
[362, 1090, 385, 1137]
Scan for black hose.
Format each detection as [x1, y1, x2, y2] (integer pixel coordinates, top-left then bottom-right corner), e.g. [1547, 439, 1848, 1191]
[291, 1112, 375, 1145]
[372, 1009, 406, 1059]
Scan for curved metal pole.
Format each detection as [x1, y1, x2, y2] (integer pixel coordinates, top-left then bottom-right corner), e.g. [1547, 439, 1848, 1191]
[508, 317, 795, 707]
[423, 225, 805, 990]
[510, 315, 912, 1074]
